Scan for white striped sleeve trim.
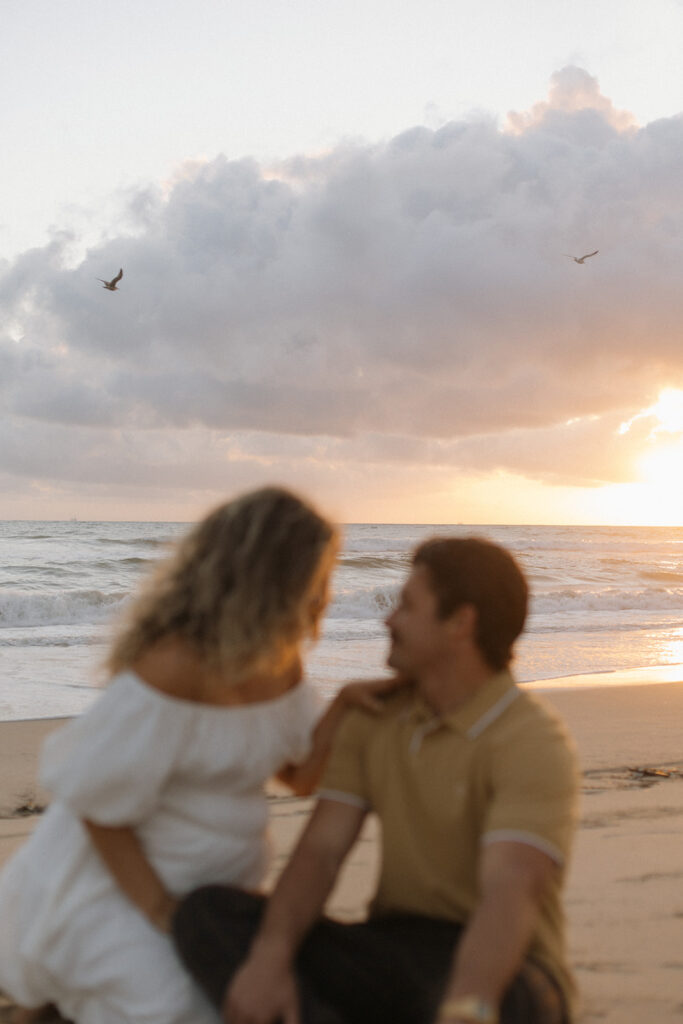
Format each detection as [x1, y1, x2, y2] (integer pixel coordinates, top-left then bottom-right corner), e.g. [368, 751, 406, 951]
[316, 788, 371, 811]
[482, 829, 565, 865]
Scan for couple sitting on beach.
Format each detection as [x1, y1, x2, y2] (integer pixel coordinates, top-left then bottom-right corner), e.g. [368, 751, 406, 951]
[0, 487, 579, 1024]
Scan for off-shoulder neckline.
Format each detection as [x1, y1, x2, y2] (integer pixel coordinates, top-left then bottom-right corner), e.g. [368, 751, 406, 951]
[113, 669, 310, 713]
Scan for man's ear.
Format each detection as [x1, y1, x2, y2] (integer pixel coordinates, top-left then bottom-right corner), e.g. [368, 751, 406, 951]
[447, 603, 478, 641]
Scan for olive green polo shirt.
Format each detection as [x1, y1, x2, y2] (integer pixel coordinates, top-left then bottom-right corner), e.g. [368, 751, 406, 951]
[319, 670, 579, 1010]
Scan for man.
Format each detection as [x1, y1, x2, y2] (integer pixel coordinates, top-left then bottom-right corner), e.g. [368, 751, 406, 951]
[174, 537, 579, 1024]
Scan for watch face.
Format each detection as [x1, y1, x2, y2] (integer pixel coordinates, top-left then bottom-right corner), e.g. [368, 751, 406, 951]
[440, 997, 497, 1023]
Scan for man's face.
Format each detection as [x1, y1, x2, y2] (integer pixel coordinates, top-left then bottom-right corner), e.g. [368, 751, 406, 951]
[385, 564, 453, 678]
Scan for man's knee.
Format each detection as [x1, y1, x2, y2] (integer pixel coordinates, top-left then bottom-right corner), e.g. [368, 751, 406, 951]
[173, 886, 226, 954]
[174, 884, 263, 933]
[172, 886, 266, 1008]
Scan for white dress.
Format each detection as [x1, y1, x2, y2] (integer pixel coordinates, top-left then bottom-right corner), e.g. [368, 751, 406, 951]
[0, 671, 321, 1024]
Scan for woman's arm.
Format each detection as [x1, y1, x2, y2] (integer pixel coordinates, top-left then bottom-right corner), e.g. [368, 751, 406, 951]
[83, 819, 178, 932]
[276, 676, 403, 795]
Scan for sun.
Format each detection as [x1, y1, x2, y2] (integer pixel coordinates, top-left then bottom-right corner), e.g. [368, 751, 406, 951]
[619, 387, 683, 437]
[634, 389, 683, 490]
[635, 389, 683, 521]
[595, 388, 683, 526]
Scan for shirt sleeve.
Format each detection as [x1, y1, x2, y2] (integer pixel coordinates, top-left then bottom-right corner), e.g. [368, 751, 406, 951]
[317, 707, 373, 809]
[40, 673, 192, 827]
[482, 708, 579, 865]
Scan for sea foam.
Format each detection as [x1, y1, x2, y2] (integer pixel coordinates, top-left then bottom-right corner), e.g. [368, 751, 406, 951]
[0, 590, 125, 629]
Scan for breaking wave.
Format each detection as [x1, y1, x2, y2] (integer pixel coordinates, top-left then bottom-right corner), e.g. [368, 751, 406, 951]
[0, 590, 126, 629]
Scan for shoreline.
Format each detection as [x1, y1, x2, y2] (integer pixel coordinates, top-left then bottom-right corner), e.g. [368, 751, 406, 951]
[525, 662, 683, 690]
[2, 668, 683, 1022]
[2, 659, 682, 724]
[2, 663, 682, 818]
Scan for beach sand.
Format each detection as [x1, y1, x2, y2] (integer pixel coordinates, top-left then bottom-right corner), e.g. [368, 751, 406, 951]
[2, 672, 683, 1023]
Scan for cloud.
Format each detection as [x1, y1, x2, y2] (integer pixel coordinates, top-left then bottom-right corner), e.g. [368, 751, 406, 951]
[1, 66, 682, 515]
[505, 66, 638, 135]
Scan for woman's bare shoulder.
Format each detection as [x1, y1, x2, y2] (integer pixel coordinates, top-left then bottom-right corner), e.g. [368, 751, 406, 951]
[129, 637, 205, 702]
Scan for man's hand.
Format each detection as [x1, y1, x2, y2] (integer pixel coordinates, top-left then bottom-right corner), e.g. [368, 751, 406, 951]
[221, 800, 365, 1023]
[223, 954, 299, 1024]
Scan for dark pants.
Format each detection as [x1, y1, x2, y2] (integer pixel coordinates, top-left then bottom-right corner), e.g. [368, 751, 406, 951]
[172, 886, 568, 1024]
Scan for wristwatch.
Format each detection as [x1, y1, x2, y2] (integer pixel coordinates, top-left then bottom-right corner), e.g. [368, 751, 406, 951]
[439, 995, 498, 1023]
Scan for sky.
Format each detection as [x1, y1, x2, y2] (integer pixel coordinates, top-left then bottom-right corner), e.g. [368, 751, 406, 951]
[1, 0, 683, 524]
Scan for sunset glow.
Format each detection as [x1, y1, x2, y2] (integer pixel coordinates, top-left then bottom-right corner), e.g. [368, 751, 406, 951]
[1, 5, 682, 525]
[576, 480, 683, 528]
[639, 440, 683, 487]
[610, 389, 683, 525]
[620, 388, 683, 438]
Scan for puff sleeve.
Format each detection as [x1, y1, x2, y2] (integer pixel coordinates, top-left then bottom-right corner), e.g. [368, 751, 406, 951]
[40, 672, 191, 826]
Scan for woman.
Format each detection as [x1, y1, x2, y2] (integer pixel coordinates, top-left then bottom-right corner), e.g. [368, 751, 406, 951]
[0, 486, 388, 1024]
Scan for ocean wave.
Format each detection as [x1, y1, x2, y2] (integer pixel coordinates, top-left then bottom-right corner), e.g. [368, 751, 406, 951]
[1, 564, 83, 578]
[339, 554, 409, 571]
[4, 580, 679, 633]
[510, 534, 683, 554]
[0, 634, 101, 648]
[327, 583, 683, 623]
[5, 533, 54, 541]
[328, 585, 399, 619]
[97, 536, 173, 548]
[0, 590, 126, 628]
[640, 570, 683, 584]
[531, 587, 683, 614]
[88, 557, 152, 569]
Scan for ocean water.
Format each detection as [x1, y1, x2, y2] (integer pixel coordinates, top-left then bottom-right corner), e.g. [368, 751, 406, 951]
[1, 521, 682, 720]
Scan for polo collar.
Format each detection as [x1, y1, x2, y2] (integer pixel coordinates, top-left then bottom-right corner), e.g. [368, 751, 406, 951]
[407, 670, 519, 739]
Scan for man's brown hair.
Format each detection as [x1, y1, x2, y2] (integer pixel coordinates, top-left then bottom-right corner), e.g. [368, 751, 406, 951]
[413, 537, 528, 670]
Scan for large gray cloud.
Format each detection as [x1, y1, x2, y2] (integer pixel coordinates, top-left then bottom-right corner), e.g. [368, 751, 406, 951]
[1, 67, 682, 505]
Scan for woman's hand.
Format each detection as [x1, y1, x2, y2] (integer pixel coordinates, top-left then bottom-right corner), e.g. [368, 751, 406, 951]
[147, 891, 180, 933]
[277, 675, 411, 795]
[338, 674, 410, 714]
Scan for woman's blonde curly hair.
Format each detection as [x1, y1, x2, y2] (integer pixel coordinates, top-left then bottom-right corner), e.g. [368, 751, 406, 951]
[107, 487, 338, 681]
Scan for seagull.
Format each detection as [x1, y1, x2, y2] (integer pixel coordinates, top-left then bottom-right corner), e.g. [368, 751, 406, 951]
[97, 268, 123, 290]
[564, 251, 599, 264]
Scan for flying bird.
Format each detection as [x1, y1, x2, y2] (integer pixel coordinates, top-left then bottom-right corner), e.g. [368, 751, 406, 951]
[564, 251, 599, 264]
[97, 268, 123, 290]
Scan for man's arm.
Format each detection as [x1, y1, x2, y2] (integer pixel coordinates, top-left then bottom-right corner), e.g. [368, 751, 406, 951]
[224, 796, 367, 1024]
[435, 841, 557, 1024]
